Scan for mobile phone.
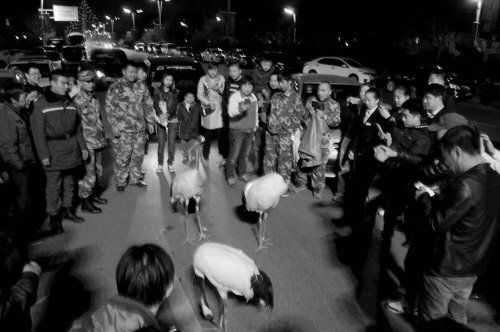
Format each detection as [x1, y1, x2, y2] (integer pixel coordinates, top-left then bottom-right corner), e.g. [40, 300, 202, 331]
[311, 100, 321, 109]
[375, 123, 384, 135]
[244, 98, 251, 106]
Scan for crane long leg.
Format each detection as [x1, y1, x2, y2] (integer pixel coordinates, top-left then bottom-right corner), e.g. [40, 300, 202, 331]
[217, 290, 228, 332]
[181, 200, 194, 245]
[257, 212, 272, 251]
[197, 275, 215, 324]
[195, 195, 209, 240]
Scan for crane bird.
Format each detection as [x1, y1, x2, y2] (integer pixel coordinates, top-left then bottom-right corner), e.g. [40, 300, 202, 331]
[193, 242, 273, 332]
[243, 173, 288, 250]
[170, 135, 209, 244]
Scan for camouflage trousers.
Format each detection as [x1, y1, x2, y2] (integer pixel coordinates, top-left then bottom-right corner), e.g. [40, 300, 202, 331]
[112, 131, 146, 187]
[294, 146, 331, 193]
[78, 149, 103, 198]
[263, 131, 293, 184]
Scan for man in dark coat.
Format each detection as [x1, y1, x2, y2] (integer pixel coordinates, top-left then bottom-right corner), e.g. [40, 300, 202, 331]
[0, 87, 44, 243]
[417, 125, 500, 325]
[30, 70, 88, 234]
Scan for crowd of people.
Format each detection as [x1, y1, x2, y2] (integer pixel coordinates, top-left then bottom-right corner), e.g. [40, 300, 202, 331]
[0, 54, 500, 331]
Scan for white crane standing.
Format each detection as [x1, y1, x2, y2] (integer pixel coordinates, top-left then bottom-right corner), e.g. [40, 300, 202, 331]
[193, 242, 274, 332]
[243, 173, 288, 250]
[170, 136, 209, 244]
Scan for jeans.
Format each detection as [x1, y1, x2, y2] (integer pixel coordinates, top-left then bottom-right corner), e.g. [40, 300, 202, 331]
[157, 122, 178, 165]
[226, 129, 254, 179]
[419, 274, 478, 325]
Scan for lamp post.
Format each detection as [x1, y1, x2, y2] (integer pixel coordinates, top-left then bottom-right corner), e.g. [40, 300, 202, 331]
[123, 8, 141, 31]
[284, 7, 296, 45]
[151, 0, 171, 30]
[40, 0, 45, 45]
[105, 15, 119, 34]
[472, 0, 483, 48]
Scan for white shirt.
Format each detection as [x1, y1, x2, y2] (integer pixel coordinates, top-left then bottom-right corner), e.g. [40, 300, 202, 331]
[363, 106, 378, 124]
[427, 106, 444, 119]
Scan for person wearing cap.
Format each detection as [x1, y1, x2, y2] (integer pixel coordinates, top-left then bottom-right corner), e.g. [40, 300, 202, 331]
[197, 62, 225, 161]
[416, 125, 500, 325]
[72, 68, 107, 214]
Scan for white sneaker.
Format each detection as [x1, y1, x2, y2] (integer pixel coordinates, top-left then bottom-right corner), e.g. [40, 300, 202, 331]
[156, 165, 163, 173]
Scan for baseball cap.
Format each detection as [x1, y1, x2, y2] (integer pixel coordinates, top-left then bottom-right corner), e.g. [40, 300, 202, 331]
[78, 70, 96, 82]
[428, 113, 468, 131]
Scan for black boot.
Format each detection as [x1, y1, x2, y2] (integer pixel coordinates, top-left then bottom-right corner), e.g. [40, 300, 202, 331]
[62, 207, 85, 223]
[92, 195, 108, 205]
[49, 213, 64, 235]
[81, 198, 102, 214]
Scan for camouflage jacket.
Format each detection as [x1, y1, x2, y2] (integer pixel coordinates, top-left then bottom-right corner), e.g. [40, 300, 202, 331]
[105, 78, 155, 133]
[268, 91, 306, 136]
[73, 90, 106, 150]
[305, 96, 341, 148]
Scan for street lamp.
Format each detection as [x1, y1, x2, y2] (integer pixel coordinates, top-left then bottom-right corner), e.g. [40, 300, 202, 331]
[105, 15, 119, 33]
[123, 8, 141, 31]
[150, 0, 171, 29]
[216, 16, 221, 22]
[471, 0, 483, 48]
[180, 21, 188, 28]
[284, 7, 296, 45]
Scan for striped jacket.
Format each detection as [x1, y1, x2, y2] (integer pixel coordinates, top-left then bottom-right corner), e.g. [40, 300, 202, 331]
[30, 89, 86, 171]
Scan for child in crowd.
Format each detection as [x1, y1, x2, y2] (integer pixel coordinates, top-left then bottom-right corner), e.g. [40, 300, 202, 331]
[178, 91, 202, 165]
[70, 244, 175, 332]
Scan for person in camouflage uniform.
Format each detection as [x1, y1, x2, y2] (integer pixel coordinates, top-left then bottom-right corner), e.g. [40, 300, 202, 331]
[105, 62, 156, 192]
[72, 69, 107, 213]
[263, 73, 306, 189]
[290, 82, 341, 199]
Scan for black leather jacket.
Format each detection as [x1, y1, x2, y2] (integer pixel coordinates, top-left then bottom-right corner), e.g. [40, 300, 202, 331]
[418, 163, 500, 277]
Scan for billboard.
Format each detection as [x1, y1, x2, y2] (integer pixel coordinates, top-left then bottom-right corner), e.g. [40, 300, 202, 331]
[53, 5, 79, 22]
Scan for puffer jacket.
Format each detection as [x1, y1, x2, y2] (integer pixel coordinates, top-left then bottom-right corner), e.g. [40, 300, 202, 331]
[418, 163, 500, 277]
[0, 103, 37, 171]
[69, 296, 162, 332]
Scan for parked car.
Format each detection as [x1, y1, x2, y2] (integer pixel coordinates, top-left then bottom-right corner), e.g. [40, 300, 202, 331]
[89, 48, 128, 91]
[302, 56, 378, 83]
[0, 68, 26, 99]
[200, 48, 226, 63]
[7, 59, 54, 88]
[226, 48, 252, 67]
[0, 49, 27, 65]
[61, 46, 88, 75]
[43, 50, 62, 70]
[134, 42, 146, 52]
[144, 56, 205, 94]
[253, 51, 289, 72]
[292, 73, 361, 178]
[160, 43, 178, 55]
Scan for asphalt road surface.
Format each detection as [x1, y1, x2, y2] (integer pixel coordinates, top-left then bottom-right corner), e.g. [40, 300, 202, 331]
[29, 47, 499, 331]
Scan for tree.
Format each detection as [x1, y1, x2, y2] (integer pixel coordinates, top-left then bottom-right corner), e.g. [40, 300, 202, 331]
[24, 14, 56, 41]
[66, 0, 99, 33]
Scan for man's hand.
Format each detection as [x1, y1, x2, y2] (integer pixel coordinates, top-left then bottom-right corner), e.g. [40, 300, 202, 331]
[415, 187, 428, 200]
[481, 134, 496, 156]
[42, 158, 50, 167]
[374, 145, 389, 162]
[259, 112, 267, 124]
[316, 110, 327, 120]
[69, 85, 81, 98]
[348, 150, 354, 160]
[257, 99, 264, 108]
[23, 261, 42, 277]
[378, 105, 391, 119]
[82, 150, 89, 161]
[148, 124, 155, 134]
[112, 127, 121, 138]
[0, 171, 9, 185]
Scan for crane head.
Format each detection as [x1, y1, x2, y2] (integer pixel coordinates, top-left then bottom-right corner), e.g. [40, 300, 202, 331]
[250, 270, 274, 311]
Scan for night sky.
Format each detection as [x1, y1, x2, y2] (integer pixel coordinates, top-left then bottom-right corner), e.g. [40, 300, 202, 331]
[8, 0, 478, 37]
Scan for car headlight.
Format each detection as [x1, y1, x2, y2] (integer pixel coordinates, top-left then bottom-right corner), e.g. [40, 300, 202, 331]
[96, 70, 105, 78]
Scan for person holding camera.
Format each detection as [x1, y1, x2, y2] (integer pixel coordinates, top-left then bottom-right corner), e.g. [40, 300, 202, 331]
[225, 75, 258, 187]
[197, 62, 225, 161]
[290, 82, 341, 199]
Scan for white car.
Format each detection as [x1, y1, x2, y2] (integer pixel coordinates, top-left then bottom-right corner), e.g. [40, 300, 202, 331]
[302, 56, 377, 83]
